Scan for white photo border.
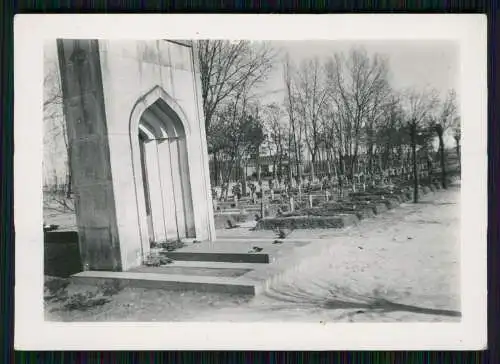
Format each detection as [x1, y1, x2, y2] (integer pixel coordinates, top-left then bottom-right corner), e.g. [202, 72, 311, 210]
[14, 14, 487, 350]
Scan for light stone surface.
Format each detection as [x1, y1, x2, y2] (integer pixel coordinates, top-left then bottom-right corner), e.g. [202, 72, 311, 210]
[57, 39, 215, 272]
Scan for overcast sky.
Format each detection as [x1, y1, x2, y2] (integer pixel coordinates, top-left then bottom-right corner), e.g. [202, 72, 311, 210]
[255, 40, 459, 105]
[45, 39, 459, 103]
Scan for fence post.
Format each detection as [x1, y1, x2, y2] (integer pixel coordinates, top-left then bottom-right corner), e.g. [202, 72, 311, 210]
[309, 194, 313, 208]
[289, 196, 294, 212]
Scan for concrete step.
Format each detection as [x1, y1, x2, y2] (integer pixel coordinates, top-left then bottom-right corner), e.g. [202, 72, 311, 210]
[129, 261, 262, 278]
[71, 271, 262, 295]
[161, 260, 263, 269]
[160, 251, 270, 264]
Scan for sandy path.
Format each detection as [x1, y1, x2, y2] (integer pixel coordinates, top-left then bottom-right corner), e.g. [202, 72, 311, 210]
[193, 184, 461, 322]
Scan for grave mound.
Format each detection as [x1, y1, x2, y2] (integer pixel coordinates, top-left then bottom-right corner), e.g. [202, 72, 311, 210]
[255, 214, 359, 230]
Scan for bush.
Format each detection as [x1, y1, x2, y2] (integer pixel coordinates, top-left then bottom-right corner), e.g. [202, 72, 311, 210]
[63, 291, 110, 311]
[99, 280, 124, 296]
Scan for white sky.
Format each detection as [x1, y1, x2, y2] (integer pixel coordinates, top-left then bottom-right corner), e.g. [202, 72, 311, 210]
[255, 40, 460, 105]
[45, 39, 460, 104]
[44, 39, 460, 151]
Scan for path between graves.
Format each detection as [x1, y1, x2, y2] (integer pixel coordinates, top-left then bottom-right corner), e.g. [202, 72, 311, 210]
[45, 183, 460, 322]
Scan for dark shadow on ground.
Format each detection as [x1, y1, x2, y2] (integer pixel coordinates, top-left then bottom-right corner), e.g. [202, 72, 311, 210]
[322, 298, 461, 317]
[261, 284, 461, 318]
[415, 201, 456, 206]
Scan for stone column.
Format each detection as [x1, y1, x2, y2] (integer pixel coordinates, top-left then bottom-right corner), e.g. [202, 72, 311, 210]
[57, 39, 123, 271]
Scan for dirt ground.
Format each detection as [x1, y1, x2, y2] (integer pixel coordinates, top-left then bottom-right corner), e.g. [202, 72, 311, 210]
[44, 183, 461, 322]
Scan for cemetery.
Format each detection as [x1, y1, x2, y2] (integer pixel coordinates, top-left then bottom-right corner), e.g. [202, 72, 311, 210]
[42, 39, 461, 316]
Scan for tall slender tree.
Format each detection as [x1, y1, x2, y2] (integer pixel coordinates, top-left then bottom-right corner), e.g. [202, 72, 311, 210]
[197, 40, 276, 186]
[401, 87, 439, 202]
[429, 89, 459, 189]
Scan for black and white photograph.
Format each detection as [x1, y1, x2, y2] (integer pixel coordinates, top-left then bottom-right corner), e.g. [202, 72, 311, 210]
[15, 15, 487, 350]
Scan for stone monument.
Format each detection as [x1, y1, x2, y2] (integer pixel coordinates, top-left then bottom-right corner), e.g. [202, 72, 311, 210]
[57, 39, 215, 272]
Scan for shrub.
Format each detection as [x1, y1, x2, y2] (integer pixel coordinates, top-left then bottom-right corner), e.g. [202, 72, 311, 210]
[63, 291, 110, 311]
[99, 279, 124, 296]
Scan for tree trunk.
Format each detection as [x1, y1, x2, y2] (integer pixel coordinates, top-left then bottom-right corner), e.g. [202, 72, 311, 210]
[310, 151, 316, 181]
[455, 136, 461, 171]
[224, 156, 236, 200]
[213, 152, 220, 186]
[427, 155, 433, 186]
[256, 150, 261, 183]
[278, 151, 283, 182]
[63, 124, 72, 199]
[65, 147, 72, 199]
[337, 150, 345, 197]
[437, 126, 447, 189]
[410, 123, 419, 203]
[367, 143, 374, 175]
[326, 148, 332, 176]
[242, 162, 247, 196]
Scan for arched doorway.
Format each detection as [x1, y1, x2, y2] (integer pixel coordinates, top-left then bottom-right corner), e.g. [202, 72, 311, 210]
[131, 90, 196, 248]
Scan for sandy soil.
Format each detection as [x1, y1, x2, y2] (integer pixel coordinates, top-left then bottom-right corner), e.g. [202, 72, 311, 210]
[45, 183, 460, 322]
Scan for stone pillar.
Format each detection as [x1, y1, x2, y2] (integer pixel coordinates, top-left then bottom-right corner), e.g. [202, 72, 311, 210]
[57, 39, 215, 271]
[57, 39, 123, 271]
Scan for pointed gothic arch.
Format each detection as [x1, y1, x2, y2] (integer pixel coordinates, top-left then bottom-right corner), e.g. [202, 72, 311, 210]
[130, 86, 196, 252]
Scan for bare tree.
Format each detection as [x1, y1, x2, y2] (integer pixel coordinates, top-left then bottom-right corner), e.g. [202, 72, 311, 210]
[400, 87, 439, 202]
[374, 95, 407, 171]
[262, 103, 288, 181]
[197, 40, 276, 186]
[211, 84, 266, 199]
[451, 116, 461, 170]
[294, 57, 329, 181]
[429, 89, 459, 188]
[325, 48, 391, 184]
[44, 52, 73, 204]
[283, 57, 300, 183]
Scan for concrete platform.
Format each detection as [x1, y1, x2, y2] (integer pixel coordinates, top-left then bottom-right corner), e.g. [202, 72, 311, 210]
[160, 239, 308, 263]
[70, 238, 320, 296]
[71, 270, 263, 295]
[161, 251, 270, 263]
[128, 260, 268, 278]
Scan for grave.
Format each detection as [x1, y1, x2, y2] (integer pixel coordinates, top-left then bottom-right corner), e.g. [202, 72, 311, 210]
[256, 214, 359, 230]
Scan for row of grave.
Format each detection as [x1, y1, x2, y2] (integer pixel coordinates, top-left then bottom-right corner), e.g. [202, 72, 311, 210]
[211, 163, 440, 201]
[213, 177, 450, 230]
